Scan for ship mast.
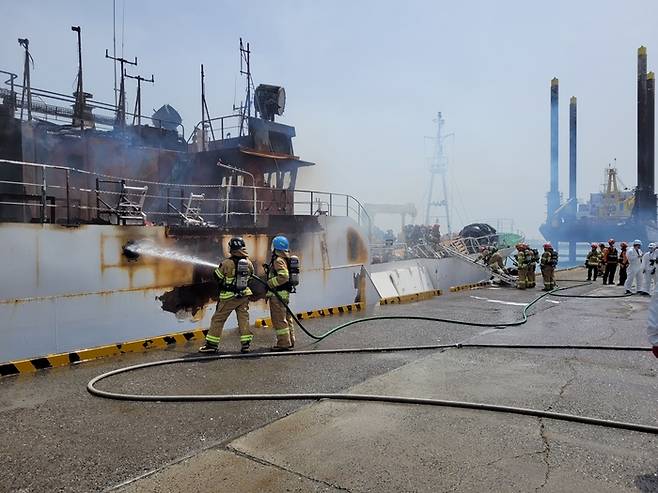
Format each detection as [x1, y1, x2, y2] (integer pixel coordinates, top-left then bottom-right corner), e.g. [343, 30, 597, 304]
[124, 72, 154, 126]
[18, 38, 33, 121]
[425, 112, 452, 234]
[105, 49, 137, 129]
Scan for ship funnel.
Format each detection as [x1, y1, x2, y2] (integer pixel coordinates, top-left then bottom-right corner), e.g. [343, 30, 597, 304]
[547, 78, 560, 217]
[569, 96, 577, 216]
[636, 46, 656, 222]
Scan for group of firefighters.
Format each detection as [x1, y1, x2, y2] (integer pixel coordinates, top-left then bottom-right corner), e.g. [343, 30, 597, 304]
[483, 238, 658, 294]
[512, 243, 559, 291]
[198, 235, 299, 354]
[585, 239, 657, 295]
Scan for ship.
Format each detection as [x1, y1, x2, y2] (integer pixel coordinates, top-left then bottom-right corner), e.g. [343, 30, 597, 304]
[540, 48, 658, 261]
[0, 34, 490, 364]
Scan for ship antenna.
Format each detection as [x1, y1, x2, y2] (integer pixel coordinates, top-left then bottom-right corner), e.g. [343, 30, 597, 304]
[113, 0, 117, 106]
[238, 38, 254, 136]
[17, 38, 33, 121]
[200, 64, 214, 150]
[124, 71, 154, 127]
[71, 26, 85, 131]
[105, 49, 137, 130]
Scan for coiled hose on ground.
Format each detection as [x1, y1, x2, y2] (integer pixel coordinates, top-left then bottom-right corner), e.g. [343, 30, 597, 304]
[88, 279, 658, 435]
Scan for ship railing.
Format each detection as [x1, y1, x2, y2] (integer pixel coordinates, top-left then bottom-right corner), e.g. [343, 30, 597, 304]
[187, 114, 244, 146]
[1, 78, 185, 136]
[0, 159, 373, 237]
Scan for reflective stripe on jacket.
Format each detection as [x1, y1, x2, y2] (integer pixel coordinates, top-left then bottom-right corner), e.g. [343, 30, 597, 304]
[216, 254, 254, 300]
[267, 250, 291, 302]
[586, 251, 600, 267]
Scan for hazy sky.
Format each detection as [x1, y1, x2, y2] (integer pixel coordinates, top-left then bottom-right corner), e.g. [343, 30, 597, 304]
[3, 0, 658, 238]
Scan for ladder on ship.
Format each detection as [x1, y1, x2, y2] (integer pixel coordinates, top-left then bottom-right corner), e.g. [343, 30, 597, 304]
[433, 242, 517, 287]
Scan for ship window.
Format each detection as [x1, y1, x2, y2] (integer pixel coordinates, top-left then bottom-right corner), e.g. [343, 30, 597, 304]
[282, 171, 292, 189]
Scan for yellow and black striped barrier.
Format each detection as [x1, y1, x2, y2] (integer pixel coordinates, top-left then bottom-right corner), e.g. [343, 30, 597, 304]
[0, 328, 208, 377]
[379, 289, 442, 305]
[254, 302, 364, 328]
[449, 280, 491, 292]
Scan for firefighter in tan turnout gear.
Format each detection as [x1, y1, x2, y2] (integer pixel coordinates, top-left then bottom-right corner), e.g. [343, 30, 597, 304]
[525, 244, 538, 289]
[515, 243, 528, 289]
[266, 235, 300, 351]
[199, 237, 255, 354]
[540, 242, 558, 291]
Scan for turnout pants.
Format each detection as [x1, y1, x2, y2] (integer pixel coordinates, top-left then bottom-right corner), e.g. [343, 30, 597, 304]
[587, 265, 598, 281]
[527, 265, 536, 288]
[541, 266, 555, 290]
[617, 266, 627, 285]
[604, 263, 617, 285]
[206, 297, 252, 347]
[517, 267, 527, 289]
[269, 296, 292, 348]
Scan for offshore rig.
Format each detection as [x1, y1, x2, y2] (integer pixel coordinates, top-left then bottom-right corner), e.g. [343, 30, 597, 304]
[540, 47, 657, 262]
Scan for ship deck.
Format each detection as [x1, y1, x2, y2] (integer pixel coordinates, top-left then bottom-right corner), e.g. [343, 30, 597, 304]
[1, 268, 657, 492]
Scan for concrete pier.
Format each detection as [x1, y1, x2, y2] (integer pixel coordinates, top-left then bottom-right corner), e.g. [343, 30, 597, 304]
[1, 268, 656, 492]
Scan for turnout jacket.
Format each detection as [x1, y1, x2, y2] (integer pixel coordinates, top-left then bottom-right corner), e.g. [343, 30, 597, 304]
[214, 248, 254, 300]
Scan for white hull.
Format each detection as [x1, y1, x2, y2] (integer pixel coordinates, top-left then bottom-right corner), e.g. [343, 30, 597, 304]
[0, 219, 489, 361]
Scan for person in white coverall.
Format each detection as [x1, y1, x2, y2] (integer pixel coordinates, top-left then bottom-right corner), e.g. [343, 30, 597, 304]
[641, 242, 656, 296]
[624, 240, 644, 294]
[646, 289, 658, 358]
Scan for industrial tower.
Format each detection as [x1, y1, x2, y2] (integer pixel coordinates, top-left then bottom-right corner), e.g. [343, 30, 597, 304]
[424, 112, 451, 234]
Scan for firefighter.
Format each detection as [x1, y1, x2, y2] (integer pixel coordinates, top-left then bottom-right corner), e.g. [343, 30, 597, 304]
[266, 235, 299, 351]
[476, 245, 491, 264]
[640, 242, 656, 296]
[624, 239, 643, 294]
[597, 242, 607, 280]
[540, 243, 558, 291]
[585, 243, 601, 281]
[525, 244, 537, 289]
[199, 237, 255, 354]
[515, 243, 527, 289]
[617, 242, 629, 286]
[602, 238, 618, 285]
[487, 247, 505, 274]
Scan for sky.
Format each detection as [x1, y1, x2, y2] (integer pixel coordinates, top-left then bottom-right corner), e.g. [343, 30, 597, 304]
[3, 0, 658, 239]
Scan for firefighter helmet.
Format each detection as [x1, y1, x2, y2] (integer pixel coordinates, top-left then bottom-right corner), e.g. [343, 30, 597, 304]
[650, 242, 656, 249]
[228, 237, 246, 251]
[271, 235, 290, 251]
[633, 239, 642, 246]
[591, 243, 598, 248]
[608, 238, 615, 245]
[543, 242, 552, 249]
[620, 241, 628, 248]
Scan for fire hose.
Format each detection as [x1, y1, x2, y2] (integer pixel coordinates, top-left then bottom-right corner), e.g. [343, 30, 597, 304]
[88, 279, 658, 435]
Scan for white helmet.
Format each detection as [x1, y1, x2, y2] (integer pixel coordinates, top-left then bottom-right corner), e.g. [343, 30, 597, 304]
[650, 242, 657, 250]
[633, 239, 642, 246]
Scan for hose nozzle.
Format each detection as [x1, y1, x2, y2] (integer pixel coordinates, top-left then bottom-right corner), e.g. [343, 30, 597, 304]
[122, 240, 140, 261]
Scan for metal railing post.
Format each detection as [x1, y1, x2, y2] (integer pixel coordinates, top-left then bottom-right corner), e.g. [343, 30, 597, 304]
[310, 191, 314, 215]
[225, 185, 231, 224]
[329, 193, 333, 216]
[40, 167, 47, 223]
[65, 168, 71, 225]
[95, 177, 100, 221]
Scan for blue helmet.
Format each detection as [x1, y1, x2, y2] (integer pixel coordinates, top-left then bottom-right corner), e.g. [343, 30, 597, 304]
[271, 235, 289, 251]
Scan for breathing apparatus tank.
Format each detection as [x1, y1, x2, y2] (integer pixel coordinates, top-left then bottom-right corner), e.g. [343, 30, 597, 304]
[235, 258, 250, 291]
[288, 255, 300, 289]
